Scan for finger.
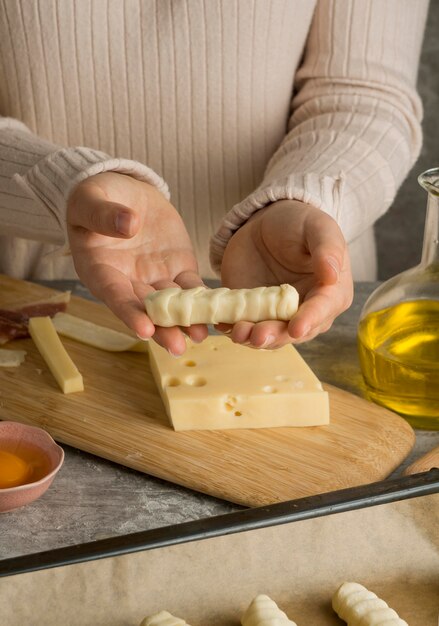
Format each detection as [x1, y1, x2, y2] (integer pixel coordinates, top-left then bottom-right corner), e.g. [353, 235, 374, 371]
[305, 214, 346, 285]
[288, 286, 347, 340]
[132, 281, 155, 301]
[178, 324, 207, 344]
[152, 326, 187, 356]
[230, 321, 255, 345]
[69, 192, 140, 239]
[86, 264, 154, 339]
[174, 270, 206, 289]
[248, 321, 289, 349]
[292, 320, 333, 345]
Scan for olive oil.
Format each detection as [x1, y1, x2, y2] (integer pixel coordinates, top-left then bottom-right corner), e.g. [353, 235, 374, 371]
[358, 299, 439, 429]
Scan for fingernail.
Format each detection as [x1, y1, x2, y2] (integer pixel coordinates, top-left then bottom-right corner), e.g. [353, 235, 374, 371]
[327, 257, 340, 280]
[136, 333, 149, 341]
[115, 211, 132, 236]
[222, 329, 232, 335]
[299, 325, 311, 338]
[260, 334, 275, 348]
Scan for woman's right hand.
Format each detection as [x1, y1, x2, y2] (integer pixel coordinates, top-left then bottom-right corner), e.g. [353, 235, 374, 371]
[66, 171, 207, 355]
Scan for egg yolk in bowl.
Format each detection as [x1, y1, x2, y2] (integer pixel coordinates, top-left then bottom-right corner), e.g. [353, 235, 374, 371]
[0, 451, 31, 488]
[0, 446, 51, 489]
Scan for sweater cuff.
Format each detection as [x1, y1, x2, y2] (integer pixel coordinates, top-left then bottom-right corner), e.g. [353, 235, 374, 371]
[13, 146, 170, 243]
[209, 172, 344, 274]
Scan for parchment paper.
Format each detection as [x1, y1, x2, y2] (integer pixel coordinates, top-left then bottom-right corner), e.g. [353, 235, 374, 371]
[1, 494, 438, 626]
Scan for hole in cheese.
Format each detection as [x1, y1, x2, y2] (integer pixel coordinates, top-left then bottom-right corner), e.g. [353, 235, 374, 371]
[165, 377, 181, 387]
[224, 396, 237, 411]
[262, 385, 277, 393]
[185, 376, 207, 387]
[184, 360, 196, 367]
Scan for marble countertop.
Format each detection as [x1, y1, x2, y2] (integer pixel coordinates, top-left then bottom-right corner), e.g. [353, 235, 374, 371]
[0, 281, 437, 561]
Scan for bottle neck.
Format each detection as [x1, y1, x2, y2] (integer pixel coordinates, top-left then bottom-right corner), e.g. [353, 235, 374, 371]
[420, 191, 439, 266]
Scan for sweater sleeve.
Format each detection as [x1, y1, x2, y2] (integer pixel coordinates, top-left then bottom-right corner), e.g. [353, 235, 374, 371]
[0, 117, 169, 245]
[210, 0, 428, 273]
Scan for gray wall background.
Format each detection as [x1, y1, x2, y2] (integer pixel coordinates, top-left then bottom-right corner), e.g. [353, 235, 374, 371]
[376, 1, 439, 279]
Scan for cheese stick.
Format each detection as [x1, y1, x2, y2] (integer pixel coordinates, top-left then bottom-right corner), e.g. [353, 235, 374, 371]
[144, 284, 299, 326]
[29, 316, 84, 394]
[241, 594, 298, 626]
[332, 582, 408, 625]
[140, 610, 191, 626]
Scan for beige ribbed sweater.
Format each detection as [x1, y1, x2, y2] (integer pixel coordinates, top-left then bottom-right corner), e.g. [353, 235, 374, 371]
[0, 0, 428, 281]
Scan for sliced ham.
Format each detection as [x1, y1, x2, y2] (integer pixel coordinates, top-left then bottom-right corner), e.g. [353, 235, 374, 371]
[0, 316, 28, 344]
[0, 292, 70, 344]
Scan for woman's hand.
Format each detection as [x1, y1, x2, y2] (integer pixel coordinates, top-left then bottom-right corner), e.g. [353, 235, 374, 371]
[218, 200, 353, 348]
[67, 172, 207, 355]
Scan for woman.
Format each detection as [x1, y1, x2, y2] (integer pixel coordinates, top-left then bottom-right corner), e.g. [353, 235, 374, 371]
[0, 0, 428, 355]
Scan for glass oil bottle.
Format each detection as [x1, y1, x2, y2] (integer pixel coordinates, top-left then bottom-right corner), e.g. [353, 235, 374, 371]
[358, 168, 439, 429]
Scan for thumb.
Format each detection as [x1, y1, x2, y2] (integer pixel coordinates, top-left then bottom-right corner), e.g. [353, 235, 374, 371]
[306, 214, 346, 285]
[68, 192, 139, 238]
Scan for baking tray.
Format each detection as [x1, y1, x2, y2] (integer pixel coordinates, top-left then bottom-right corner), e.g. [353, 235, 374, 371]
[1, 468, 438, 578]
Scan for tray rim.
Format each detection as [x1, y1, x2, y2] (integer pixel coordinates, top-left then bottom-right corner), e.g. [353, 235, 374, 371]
[1, 469, 438, 579]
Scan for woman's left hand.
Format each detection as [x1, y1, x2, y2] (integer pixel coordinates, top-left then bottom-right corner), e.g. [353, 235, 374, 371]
[218, 199, 353, 348]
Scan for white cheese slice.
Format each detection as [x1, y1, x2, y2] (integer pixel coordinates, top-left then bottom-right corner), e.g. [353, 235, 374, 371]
[28, 316, 84, 394]
[0, 348, 26, 367]
[148, 336, 329, 431]
[52, 312, 148, 352]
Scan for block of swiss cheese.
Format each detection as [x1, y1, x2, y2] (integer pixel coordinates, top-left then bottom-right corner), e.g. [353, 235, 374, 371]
[148, 336, 329, 431]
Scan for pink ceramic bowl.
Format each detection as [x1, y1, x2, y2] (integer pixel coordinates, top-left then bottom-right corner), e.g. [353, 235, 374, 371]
[0, 421, 64, 513]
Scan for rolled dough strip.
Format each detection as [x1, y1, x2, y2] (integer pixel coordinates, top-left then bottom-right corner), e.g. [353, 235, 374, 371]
[140, 610, 191, 626]
[332, 582, 408, 625]
[241, 594, 298, 626]
[0, 348, 26, 367]
[52, 312, 148, 352]
[144, 284, 299, 326]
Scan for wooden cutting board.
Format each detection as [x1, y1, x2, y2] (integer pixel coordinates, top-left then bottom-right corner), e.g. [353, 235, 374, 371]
[0, 274, 415, 507]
